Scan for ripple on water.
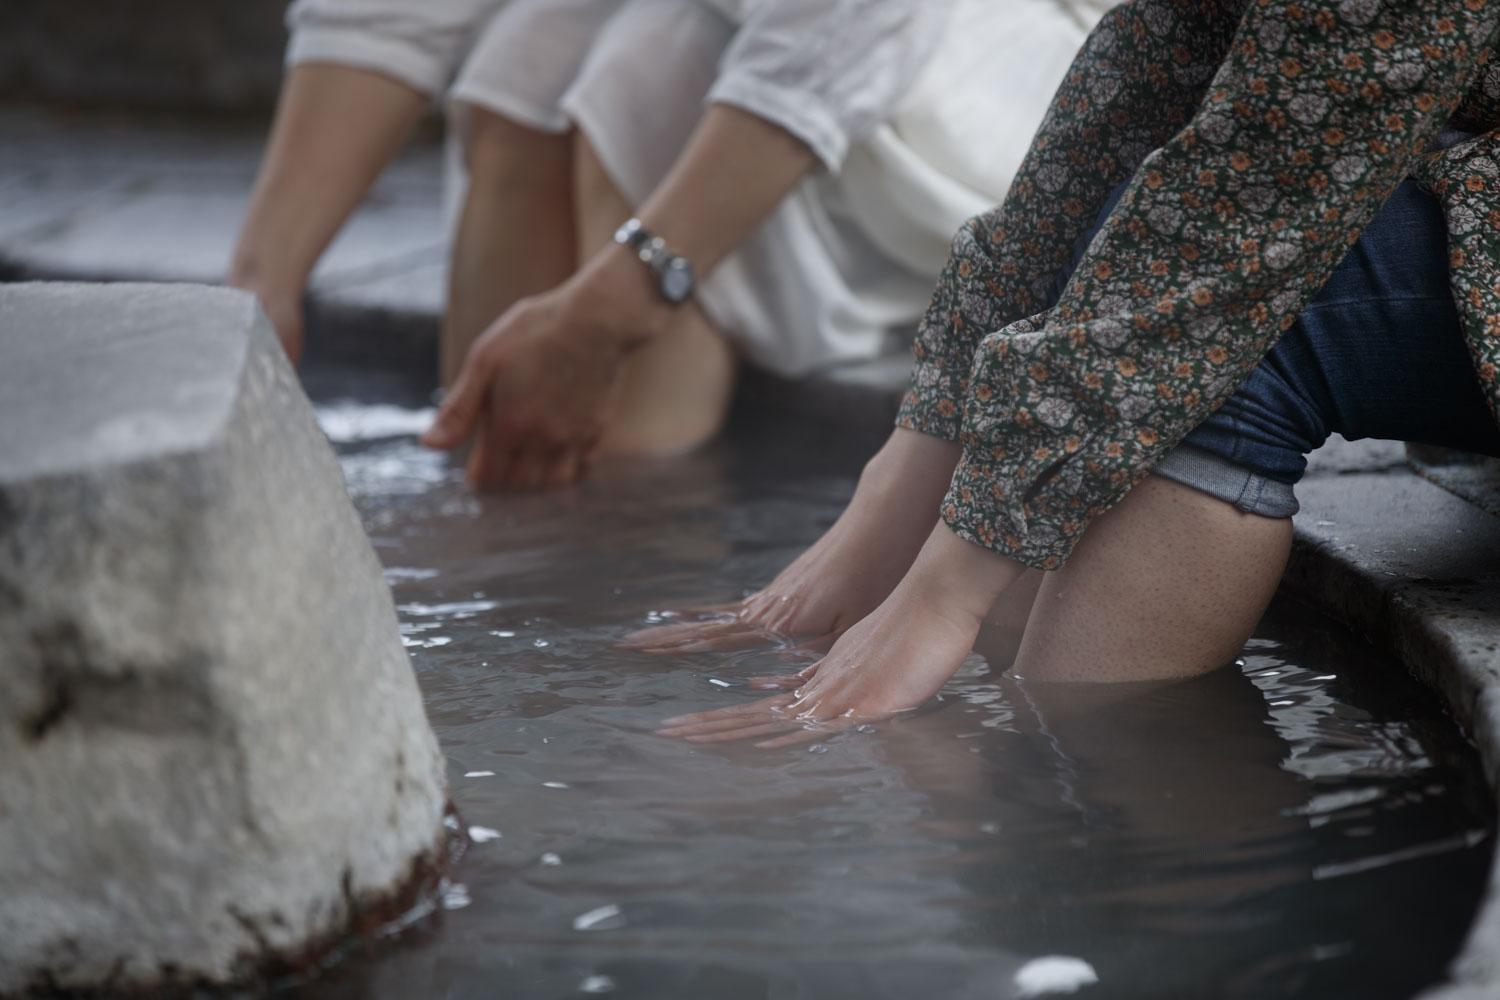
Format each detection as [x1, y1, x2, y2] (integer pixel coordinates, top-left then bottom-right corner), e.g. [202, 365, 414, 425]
[303, 402, 1495, 1000]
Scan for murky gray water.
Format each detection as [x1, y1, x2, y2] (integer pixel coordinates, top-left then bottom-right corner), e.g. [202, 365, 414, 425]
[302, 400, 1493, 1000]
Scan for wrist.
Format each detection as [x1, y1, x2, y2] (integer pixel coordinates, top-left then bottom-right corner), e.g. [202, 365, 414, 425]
[564, 244, 678, 350]
[901, 521, 1023, 627]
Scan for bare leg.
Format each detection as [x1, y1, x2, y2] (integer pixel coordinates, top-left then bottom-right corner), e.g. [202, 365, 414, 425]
[1014, 475, 1293, 683]
[229, 64, 428, 362]
[572, 131, 737, 456]
[442, 107, 578, 386]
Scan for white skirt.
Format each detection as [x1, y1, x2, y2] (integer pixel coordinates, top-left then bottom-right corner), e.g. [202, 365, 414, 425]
[446, 0, 1112, 377]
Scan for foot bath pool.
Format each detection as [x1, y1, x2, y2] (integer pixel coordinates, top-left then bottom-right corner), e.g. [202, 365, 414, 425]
[298, 397, 1495, 1000]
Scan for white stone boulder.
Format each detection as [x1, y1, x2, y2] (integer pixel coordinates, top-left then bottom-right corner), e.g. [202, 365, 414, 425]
[0, 283, 449, 994]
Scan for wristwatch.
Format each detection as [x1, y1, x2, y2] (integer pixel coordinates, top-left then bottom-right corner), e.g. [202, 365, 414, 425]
[613, 218, 696, 305]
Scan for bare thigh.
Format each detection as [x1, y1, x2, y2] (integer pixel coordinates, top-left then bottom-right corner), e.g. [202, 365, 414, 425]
[443, 104, 577, 386]
[1010, 475, 1293, 683]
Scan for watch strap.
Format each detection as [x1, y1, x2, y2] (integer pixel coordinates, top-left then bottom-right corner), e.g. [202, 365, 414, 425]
[613, 218, 696, 304]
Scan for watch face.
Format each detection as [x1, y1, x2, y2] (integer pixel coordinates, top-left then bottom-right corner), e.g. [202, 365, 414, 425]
[661, 260, 694, 303]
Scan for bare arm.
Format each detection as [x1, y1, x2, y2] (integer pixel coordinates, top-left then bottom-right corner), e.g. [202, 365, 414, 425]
[566, 102, 820, 343]
[228, 64, 428, 361]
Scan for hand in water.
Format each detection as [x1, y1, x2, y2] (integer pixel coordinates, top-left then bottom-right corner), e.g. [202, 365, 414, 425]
[422, 288, 632, 491]
[619, 429, 962, 654]
[656, 523, 1024, 748]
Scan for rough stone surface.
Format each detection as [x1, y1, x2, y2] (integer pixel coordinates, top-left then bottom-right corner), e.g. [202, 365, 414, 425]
[1288, 439, 1500, 1000]
[0, 283, 449, 994]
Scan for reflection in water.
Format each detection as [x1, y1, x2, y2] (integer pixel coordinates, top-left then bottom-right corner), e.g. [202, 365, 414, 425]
[301, 403, 1494, 1000]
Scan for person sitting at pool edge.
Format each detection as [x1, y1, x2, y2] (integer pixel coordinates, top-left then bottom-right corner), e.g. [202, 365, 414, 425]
[600, 0, 1500, 738]
[230, 0, 1120, 488]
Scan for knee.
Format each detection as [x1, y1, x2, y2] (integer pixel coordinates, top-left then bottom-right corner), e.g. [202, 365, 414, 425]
[460, 104, 571, 190]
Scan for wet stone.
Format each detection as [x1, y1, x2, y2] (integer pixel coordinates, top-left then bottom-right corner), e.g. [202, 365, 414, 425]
[0, 283, 448, 993]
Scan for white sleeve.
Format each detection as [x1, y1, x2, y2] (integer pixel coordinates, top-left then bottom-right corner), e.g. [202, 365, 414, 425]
[284, 0, 506, 99]
[706, 0, 956, 172]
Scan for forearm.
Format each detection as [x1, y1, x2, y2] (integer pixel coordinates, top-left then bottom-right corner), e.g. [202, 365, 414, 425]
[639, 103, 818, 275]
[565, 103, 818, 345]
[229, 63, 428, 295]
[898, 0, 1239, 442]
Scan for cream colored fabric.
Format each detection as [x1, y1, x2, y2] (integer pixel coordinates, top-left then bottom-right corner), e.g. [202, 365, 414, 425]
[286, 0, 1120, 376]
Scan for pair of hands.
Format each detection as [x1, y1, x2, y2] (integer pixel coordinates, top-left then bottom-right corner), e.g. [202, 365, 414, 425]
[627, 518, 1023, 749]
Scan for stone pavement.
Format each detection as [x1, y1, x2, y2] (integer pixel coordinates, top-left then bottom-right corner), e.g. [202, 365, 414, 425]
[3, 105, 1499, 996]
[0, 105, 909, 429]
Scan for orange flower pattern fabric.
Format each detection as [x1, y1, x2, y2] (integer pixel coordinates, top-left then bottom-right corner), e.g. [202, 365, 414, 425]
[898, 0, 1500, 568]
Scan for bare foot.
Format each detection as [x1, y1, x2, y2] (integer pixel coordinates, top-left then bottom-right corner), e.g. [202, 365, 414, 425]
[620, 428, 961, 653]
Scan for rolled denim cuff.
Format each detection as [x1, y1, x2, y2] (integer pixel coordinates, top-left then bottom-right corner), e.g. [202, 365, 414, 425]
[1152, 443, 1300, 518]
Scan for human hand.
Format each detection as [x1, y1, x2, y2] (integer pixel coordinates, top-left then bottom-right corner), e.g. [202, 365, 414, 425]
[655, 522, 1024, 748]
[619, 429, 962, 654]
[421, 285, 632, 490]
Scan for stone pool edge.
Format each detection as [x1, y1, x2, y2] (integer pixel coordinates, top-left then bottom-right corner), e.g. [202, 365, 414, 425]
[1280, 466, 1500, 1000]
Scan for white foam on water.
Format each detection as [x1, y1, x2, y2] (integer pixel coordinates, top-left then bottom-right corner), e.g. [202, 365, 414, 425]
[580, 975, 616, 994]
[468, 826, 502, 844]
[1013, 956, 1098, 997]
[465, 770, 496, 778]
[317, 403, 438, 442]
[398, 600, 500, 618]
[384, 566, 439, 583]
[572, 904, 624, 932]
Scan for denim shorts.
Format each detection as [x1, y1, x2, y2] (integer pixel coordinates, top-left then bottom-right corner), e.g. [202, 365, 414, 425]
[1054, 168, 1500, 518]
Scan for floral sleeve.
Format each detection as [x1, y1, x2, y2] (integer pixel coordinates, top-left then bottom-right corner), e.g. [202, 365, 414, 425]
[896, 0, 1241, 443]
[936, 0, 1500, 569]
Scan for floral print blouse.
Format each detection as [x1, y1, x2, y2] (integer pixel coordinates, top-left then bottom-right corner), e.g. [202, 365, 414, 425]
[897, 0, 1500, 569]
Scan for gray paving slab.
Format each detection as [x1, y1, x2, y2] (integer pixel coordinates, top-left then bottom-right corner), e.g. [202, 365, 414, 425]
[0, 106, 446, 295]
[4, 181, 446, 288]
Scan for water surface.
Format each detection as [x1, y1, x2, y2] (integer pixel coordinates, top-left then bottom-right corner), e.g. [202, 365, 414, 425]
[304, 400, 1494, 1000]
